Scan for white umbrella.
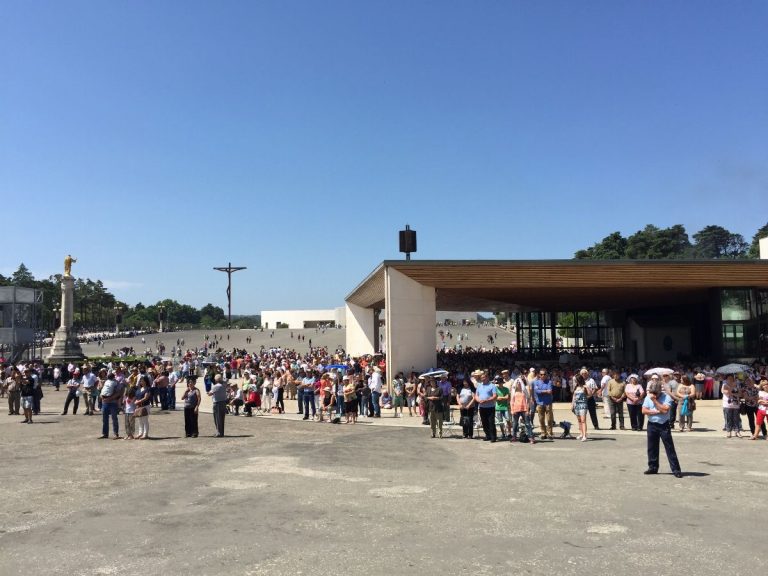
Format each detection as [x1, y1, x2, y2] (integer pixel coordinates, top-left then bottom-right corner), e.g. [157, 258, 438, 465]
[716, 363, 752, 375]
[418, 369, 449, 380]
[644, 367, 674, 377]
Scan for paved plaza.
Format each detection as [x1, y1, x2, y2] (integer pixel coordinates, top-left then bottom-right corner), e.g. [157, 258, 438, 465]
[2, 328, 766, 575]
[1, 389, 767, 575]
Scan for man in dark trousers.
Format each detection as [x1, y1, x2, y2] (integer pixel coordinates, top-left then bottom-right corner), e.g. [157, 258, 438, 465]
[208, 374, 227, 437]
[642, 377, 683, 478]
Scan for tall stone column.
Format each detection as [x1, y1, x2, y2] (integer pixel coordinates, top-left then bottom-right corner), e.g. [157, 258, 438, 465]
[47, 276, 85, 363]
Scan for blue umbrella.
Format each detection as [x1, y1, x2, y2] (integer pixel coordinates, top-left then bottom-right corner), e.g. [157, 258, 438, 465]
[326, 364, 350, 370]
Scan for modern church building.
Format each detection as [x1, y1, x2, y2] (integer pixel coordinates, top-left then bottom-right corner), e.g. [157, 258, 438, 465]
[345, 258, 768, 381]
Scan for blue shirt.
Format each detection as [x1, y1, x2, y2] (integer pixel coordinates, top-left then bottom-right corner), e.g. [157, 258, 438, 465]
[475, 382, 497, 408]
[642, 392, 673, 424]
[533, 379, 553, 405]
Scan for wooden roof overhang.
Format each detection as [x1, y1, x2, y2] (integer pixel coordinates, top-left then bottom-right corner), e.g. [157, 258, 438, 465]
[345, 260, 768, 312]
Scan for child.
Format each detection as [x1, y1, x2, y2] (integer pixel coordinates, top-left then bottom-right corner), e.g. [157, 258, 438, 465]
[123, 388, 136, 440]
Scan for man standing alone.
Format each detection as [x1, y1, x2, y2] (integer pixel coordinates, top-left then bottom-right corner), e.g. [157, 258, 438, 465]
[641, 379, 683, 478]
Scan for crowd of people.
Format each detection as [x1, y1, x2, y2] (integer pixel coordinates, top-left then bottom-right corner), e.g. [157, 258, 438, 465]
[3, 342, 767, 472]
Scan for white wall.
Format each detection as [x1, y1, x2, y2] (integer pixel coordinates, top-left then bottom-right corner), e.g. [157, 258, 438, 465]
[261, 309, 343, 330]
[760, 237, 768, 259]
[385, 267, 436, 380]
[345, 302, 377, 357]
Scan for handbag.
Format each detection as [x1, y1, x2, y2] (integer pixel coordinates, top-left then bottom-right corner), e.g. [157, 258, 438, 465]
[739, 401, 747, 415]
[135, 406, 148, 417]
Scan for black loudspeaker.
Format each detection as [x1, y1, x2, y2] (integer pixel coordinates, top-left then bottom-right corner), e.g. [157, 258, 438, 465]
[399, 227, 417, 254]
[116, 313, 123, 323]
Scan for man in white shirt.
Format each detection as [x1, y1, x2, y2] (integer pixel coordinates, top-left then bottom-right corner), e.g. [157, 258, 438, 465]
[369, 367, 383, 418]
[168, 368, 180, 410]
[600, 368, 611, 419]
[81, 366, 98, 415]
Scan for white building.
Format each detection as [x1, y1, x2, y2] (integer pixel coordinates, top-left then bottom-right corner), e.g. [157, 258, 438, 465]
[261, 308, 346, 330]
[261, 307, 486, 331]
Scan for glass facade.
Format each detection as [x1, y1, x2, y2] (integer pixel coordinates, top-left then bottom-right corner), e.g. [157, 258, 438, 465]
[721, 288, 768, 359]
[513, 311, 613, 357]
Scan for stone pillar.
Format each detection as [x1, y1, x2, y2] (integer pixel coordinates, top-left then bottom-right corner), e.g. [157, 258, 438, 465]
[47, 276, 85, 363]
[384, 267, 436, 381]
[345, 302, 376, 357]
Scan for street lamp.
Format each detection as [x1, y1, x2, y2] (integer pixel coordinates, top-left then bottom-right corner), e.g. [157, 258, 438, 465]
[113, 305, 123, 334]
[53, 304, 61, 334]
[158, 305, 166, 333]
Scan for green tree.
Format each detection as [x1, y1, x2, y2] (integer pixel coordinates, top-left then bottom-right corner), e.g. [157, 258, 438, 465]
[200, 303, 225, 322]
[574, 231, 627, 260]
[748, 221, 768, 259]
[11, 263, 35, 286]
[625, 224, 692, 259]
[692, 225, 748, 259]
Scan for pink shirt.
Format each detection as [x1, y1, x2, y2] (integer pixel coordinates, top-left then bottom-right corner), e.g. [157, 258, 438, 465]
[625, 383, 644, 405]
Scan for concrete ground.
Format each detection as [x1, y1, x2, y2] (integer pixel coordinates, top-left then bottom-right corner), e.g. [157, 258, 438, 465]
[1, 388, 767, 576]
[74, 324, 507, 360]
[6, 328, 763, 575]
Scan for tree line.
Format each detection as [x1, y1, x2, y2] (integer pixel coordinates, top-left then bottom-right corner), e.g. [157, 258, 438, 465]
[0, 264, 253, 332]
[574, 222, 768, 260]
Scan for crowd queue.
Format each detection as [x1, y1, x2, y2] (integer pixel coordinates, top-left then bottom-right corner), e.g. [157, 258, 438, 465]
[3, 344, 767, 473]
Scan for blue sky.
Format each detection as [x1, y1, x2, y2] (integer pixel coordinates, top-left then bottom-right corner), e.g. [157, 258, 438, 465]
[3, 1, 767, 313]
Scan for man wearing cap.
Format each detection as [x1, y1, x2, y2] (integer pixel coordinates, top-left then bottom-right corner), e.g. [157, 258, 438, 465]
[208, 374, 228, 437]
[473, 370, 498, 442]
[642, 378, 683, 478]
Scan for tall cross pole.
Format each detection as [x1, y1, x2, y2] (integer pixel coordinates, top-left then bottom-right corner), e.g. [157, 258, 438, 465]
[213, 262, 247, 328]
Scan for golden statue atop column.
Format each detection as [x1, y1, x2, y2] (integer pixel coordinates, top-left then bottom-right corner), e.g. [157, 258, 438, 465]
[47, 255, 85, 362]
[64, 254, 77, 277]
